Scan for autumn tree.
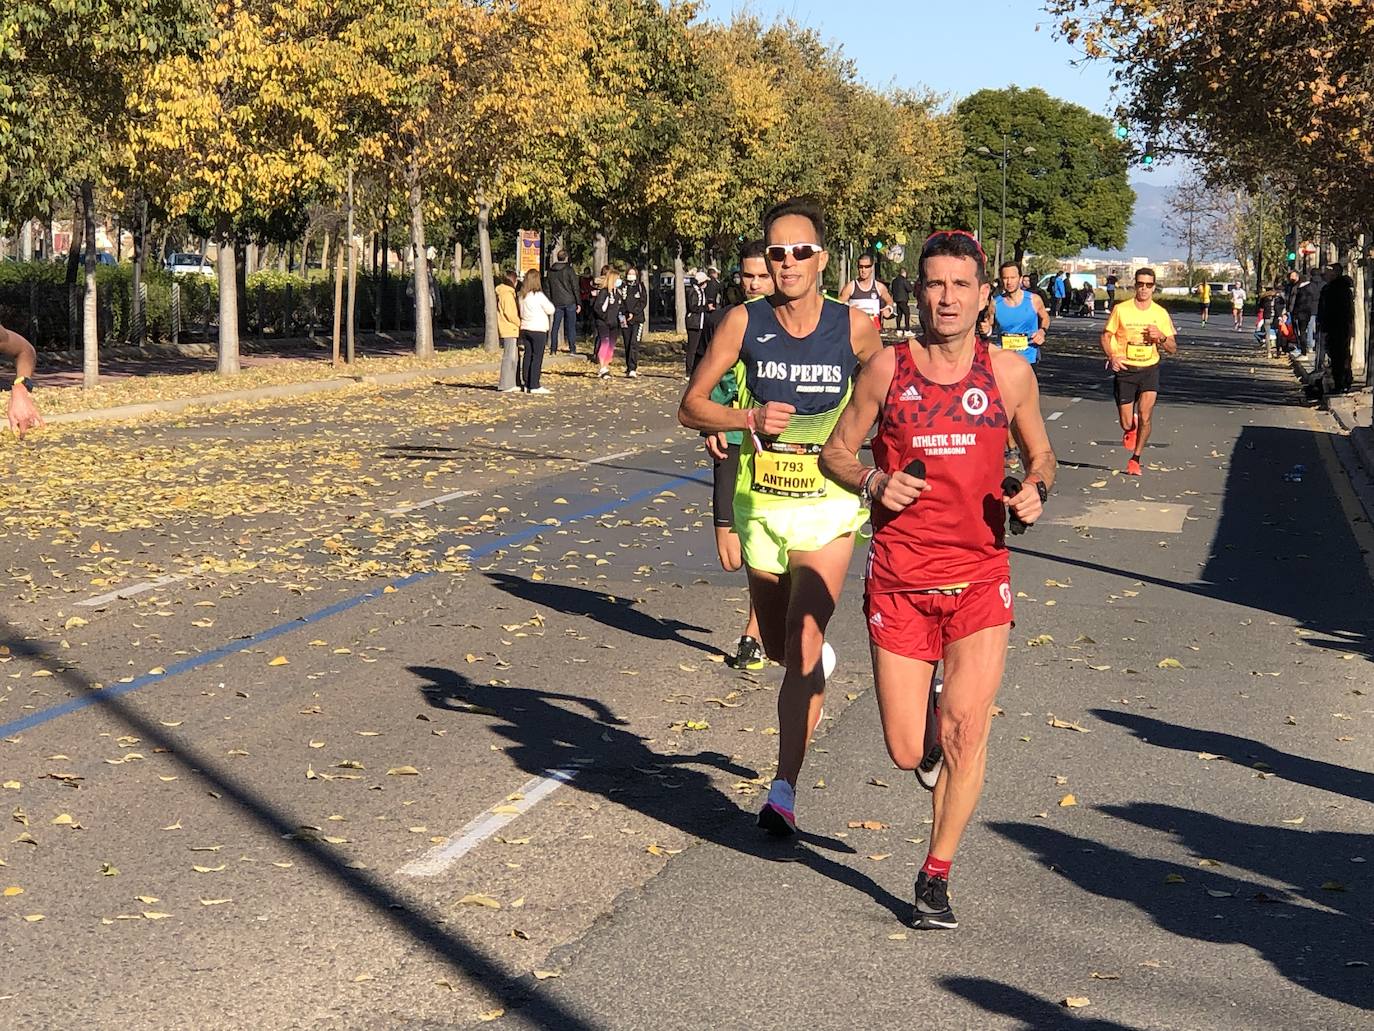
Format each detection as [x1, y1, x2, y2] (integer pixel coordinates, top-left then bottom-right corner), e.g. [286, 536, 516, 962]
[130, 0, 391, 374]
[1, 0, 207, 386]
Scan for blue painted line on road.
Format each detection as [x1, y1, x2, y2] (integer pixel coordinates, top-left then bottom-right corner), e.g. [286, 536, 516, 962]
[0, 468, 710, 739]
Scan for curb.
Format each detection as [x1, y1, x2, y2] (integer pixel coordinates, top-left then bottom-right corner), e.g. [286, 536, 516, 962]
[1286, 350, 1374, 521]
[44, 352, 583, 426]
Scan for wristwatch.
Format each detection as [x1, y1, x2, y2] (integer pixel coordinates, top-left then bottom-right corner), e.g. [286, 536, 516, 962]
[1030, 479, 1048, 504]
[10, 376, 33, 392]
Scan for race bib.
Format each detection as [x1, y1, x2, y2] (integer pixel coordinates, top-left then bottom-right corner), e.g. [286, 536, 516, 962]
[1001, 333, 1029, 352]
[751, 442, 826, 498]
[1126, 342, 1155, 362]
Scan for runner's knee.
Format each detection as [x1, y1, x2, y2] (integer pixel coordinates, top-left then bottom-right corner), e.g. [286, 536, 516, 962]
[885, 732, 924, 771]
[939, 706, 990, 764]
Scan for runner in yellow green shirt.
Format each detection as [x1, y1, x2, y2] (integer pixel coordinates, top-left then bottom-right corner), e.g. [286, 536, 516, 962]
[1101, 267, 1178, 476]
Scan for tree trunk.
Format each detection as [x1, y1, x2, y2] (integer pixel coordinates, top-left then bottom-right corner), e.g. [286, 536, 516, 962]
[593, 229, 608, 275]
[331, 238, 345, 367]
[65, 193, 84, 353]
[130, 190, 146, 347]
[673, 241, 687, 336]
[321, 230, 331, 273]
[452, 241, 461, 283]
[217, 232, 240, 375]
[477, 185, 499, 352]
[1351, 237, 1368, 388]
[407, 160, 434, 357]
[81, 180, 99, 389]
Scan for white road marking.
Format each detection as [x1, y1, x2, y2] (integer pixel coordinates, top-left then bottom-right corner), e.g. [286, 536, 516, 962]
[1069, 396, 1083, 405]
[1048, 411, 1063, 421]
[387, 489, 477, 516]
[397, 767, 577, 877]
[585, 449, 639, 465]
[78, 572, 193, 608]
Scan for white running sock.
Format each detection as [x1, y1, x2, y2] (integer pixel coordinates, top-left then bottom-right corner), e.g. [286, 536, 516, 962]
[821, 641, 836, 680]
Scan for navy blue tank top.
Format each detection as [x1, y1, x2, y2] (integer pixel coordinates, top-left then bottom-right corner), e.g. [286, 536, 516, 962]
[738, 298, 857, 420]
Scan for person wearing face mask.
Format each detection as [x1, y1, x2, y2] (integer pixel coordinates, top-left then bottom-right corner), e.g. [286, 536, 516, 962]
[722, 270, 746, 307]
[618, 266, 649, 378]
[592, 267, 622, 379]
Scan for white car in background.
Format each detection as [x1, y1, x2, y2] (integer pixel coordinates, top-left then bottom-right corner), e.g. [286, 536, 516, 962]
[164, 252, 214, 277]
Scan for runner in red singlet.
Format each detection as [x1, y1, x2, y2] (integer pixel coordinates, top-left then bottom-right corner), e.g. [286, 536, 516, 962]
[821, 230, 1056, 930]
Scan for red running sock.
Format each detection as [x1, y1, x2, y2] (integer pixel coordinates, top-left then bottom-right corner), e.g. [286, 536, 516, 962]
[921, 853, 952, 880]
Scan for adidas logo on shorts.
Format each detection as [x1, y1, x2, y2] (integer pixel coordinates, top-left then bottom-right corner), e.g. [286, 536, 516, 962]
[869, 611, 884, 627]
[899, 384, 921, 402]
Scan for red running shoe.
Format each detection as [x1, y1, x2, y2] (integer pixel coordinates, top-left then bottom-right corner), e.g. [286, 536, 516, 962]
[1122, 425, 1138, 451]
[1127, 457, 1143, 476]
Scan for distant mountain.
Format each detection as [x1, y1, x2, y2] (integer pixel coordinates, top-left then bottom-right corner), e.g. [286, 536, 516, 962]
[1081, 179, 1175, 261]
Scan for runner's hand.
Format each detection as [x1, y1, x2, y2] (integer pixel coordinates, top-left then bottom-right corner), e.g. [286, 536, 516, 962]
[704, 432, 729, 461]
[756, 401, 794, 436]
[874, 470, 927, 513]
[7, 389, 43, 438]
[1031, 329, 1046, 345]
[1004, 480, 1043, 526]
[1108, 356, 1125, 373]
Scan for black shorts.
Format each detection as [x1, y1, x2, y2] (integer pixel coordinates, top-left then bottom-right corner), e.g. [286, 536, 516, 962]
[1114, 364, 1160, 406]
[712, 443, 740, 528]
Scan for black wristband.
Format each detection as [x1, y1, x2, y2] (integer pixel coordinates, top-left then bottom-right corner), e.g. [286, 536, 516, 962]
[10, 376, 33, 392]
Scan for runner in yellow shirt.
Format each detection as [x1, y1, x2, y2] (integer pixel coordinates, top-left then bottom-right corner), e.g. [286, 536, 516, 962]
[1199, 280, 1211, 326]
[1101, 267, 1177, 476]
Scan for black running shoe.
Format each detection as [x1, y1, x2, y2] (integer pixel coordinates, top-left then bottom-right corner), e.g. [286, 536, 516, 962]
[732, 635, 766, 670]
[915, 743, 944, 791]
[912, 871, 958, 930]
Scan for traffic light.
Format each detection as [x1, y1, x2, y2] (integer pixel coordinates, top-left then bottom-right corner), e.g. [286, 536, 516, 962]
[1141, 152, 1155, 167]
[874, 240, 885, 252]
[1114, 125, 1129, 141]
[1284, 229, 1297, 264]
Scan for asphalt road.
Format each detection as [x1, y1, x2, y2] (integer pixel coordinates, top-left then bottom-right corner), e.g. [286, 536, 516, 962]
[0, 318, 1370, 1030]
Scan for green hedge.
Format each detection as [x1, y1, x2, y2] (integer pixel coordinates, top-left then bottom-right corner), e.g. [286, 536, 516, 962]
[0, 261, 488, 349]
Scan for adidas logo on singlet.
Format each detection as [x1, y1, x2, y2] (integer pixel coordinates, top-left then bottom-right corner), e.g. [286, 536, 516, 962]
[899, 384, 922, 402]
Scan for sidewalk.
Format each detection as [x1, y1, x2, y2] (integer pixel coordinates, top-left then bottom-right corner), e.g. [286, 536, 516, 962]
[1288, 349, 1374, 516]
[38, 345, 586, 426]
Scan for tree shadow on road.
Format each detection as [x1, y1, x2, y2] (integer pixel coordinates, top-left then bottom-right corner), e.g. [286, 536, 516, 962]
[991, 804, 1374, 1011]
[1015, 420, 1374, 663]
[0, 629, 595, 1030]
[1091, 709, 1374, 807]
[939, 976, 1148, 1030]
[485, 571, 718, 655]
[409, 664, 911, 923]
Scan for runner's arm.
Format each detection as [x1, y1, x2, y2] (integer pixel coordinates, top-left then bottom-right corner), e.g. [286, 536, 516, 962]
[848, 306, 884, 364]
[993, 352, 1055, 522]
[1032, 294, 1050, 344]
[819, 348, 925, 512]
[877, 282, 895, 314]
[837, 281, 854, 303]
[679, 305, 752, 435]
[820, 346, 889, 491]
[0, 324, 37, 378]
[1, 324, 43, 438]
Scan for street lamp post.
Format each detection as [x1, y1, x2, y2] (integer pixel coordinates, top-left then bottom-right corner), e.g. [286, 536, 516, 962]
[976, 135, 1036, 269]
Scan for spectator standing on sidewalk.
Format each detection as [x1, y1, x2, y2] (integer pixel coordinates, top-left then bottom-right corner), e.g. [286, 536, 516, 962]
[517, 269, 556, 395]
[591, 266, 622, 380]
[619, 266, 649, 378]
[684, 270, 709, 376]
[495, 269, 521, 392]
[1292, 268, 1321, 357]
[1318, 262, 1356, 393]
[0, 322, 44, 437]
[890, 267, 913, 335]
[545, 251, 580, 356]
[1051, 272, 1067, 316]
[703, 266, 723, 312]
[722, 270, 745, 307]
